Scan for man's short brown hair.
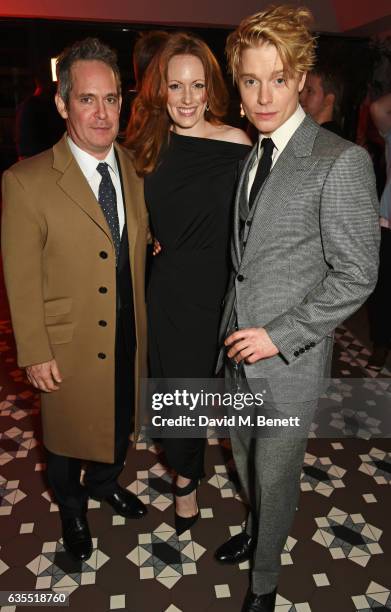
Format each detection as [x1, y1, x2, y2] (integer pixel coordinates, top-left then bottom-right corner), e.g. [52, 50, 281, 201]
[226, 5, 316, 82]
[312, 67, 343, 123]
[56, 37, 121, 106]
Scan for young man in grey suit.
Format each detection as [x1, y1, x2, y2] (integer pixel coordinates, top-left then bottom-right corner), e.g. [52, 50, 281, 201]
[214, 6, 380, 612]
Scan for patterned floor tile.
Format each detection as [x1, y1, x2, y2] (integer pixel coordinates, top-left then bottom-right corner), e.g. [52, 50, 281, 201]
[312, 572, 330, 587]
[312, 506, 383, 566]
[1, 301, 391, 611]
[275, 595, 312, 611]
[127, 522, 206, 589]
[109, 593, 126, 609]
[352, 581, 391, 610]
[359, 447, 391, 484]
[0, 476, 26, 516]
[127, 462, 173, 511]
[329, 409, 382, 439]
[0, 547, 9, 578]
[207, 464, 243, 501]
[301, 453, 346, 497]
[26, 538, 109, 593]
[214, 583, 231, 598]
[0, 427, 38, 465]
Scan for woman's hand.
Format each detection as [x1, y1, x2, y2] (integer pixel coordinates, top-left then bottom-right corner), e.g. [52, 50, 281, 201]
[153, 238, 162, 256]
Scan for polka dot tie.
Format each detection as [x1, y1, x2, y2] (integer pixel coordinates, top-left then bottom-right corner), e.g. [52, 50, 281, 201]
[96, 162, 121, 260]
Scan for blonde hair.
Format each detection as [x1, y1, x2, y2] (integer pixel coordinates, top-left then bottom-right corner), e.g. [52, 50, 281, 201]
[226, 5, 316, 81]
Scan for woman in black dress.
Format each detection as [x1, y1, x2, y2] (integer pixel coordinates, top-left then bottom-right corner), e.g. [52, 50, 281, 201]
[126, 32, 251, 535]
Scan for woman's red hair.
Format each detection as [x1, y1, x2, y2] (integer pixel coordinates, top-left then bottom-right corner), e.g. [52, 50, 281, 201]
[125, 32, 229, 176]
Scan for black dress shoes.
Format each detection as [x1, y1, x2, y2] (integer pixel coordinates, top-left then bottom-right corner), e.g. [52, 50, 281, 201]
[242, 588, 277, 612]
[103, 486, 147, 518]
[214, 532, 253, 564]
[62, 515, 93, 561]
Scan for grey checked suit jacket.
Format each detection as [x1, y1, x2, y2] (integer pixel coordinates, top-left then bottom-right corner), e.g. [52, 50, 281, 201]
[217, 115, 380, 402]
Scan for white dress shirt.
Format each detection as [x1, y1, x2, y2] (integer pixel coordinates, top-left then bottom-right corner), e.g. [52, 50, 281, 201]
[67, 136, 125, 234]
[247, 105, 306, 198]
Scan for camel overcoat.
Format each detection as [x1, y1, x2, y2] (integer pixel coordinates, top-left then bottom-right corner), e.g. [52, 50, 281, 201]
[1, 135, 148, 462]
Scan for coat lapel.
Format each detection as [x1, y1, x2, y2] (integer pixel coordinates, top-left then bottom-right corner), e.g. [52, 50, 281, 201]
[114, 143, 139, 267]
[240, 116, 319, 268]
[53, 134, 113, 245]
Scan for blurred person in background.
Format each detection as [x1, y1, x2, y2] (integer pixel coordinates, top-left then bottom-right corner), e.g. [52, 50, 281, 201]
[119, 30, 168, 135]
[133, 30, 169, 91]
[300, 66, 343, 136]
[15, 61, 65, 159]
[367, 91, 391, 369]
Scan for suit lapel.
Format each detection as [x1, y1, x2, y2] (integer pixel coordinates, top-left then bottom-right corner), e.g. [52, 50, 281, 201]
[240, 116, 319, 268]
[233, 143, 257, 265]
[53, 135, 113, 244]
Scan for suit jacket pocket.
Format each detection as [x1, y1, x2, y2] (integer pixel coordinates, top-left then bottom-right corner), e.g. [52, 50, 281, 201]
[46, 322, 74, 345]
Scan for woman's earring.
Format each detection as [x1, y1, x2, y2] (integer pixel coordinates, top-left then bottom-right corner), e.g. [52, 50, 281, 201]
[240, 103, 246, 118]
[205, 102, 210, 111]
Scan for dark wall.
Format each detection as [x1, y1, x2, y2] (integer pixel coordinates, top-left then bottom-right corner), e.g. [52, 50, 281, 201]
[0, 17, 375, 172]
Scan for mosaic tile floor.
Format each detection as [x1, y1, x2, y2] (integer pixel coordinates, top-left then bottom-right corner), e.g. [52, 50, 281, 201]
[1, 305, 391, 611]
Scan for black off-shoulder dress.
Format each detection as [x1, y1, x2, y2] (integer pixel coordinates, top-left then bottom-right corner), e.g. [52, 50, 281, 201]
[145, 131, 251, 479]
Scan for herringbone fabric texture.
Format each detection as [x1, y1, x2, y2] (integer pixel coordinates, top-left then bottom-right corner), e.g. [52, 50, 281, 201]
[217, 116, 380, 402]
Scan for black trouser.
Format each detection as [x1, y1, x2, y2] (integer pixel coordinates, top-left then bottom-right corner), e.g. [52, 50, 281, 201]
[161, 437, 206, 481]
[46, 309, 135, 520]
[368, 227, 391, 346]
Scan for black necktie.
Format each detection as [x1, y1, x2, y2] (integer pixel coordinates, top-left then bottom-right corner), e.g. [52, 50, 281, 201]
[248, 137, 275, 209]
[96, 162, 121, 259]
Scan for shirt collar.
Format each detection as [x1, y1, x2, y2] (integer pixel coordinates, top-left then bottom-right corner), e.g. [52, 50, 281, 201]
[256, 104, 306, 158]
[67, 135, 118, 180]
